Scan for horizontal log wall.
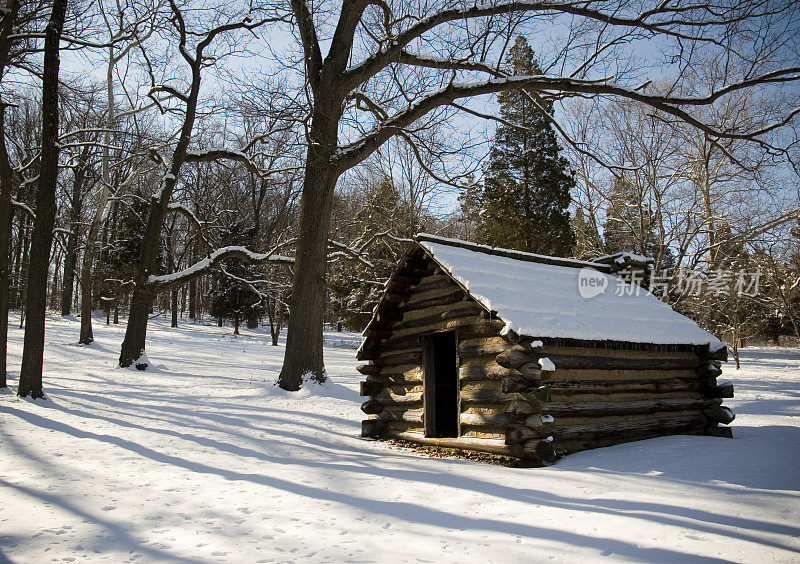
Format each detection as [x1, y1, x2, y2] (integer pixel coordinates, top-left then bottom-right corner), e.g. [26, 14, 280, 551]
[360, 247, 734, 463]
[362, 267, 505, 449]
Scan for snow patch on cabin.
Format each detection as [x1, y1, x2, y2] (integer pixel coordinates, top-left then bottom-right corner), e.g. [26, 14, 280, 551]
[710, 340, 728, 352]
[419, 239, 724, 347]
[538, 357, 556, 372]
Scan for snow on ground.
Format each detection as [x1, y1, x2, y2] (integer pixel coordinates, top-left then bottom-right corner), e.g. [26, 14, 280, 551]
[1, 315, 799, 563]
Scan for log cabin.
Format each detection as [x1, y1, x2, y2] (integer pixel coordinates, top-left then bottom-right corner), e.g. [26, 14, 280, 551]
[358, 234, 733, 466]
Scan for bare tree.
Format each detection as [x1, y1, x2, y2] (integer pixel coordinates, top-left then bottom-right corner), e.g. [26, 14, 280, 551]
[77, 0, 161, 344]
[0, 0, 21, 387]
[276, 0, 800, 390]
[0, 102, 14, 389]
[17, 0, 68, 398]
[117, 1, 290, 367]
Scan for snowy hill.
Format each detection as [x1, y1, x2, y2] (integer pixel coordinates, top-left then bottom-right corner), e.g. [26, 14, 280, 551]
[1, 315, 799, 562]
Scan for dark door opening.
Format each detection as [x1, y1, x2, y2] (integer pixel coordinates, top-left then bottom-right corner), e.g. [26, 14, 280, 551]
[422, 331, 459, 438]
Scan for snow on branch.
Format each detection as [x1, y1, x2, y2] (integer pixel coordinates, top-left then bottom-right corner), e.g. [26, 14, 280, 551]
[328, 240, 375, 269]
[10, 198, 35, 219]
[184, 148, 261, 174]
[166, 203, 212, 250]
[327, 231, 413, 268]
[147, 245, 293, 292]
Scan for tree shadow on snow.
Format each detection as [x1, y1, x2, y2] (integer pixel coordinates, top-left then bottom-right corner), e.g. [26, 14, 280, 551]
[3, 404, 799, 561]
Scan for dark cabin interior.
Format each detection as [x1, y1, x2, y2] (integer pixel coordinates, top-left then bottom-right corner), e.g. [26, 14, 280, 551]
[422, 331, 459, 438]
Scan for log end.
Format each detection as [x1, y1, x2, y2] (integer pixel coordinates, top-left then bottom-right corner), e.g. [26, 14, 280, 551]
[528, 438, 558, 464]
[704, 345, 728, 362]
[702, 405, 735, 425]
[707, 382, 734, 399]
[361, 398, 384, 415]
[356, 348, 379, 361]
[361, 419, 388, 438]
[359, 380, 383, 397]
[508, 437, 558, 464]
[356, 363, 380, 376]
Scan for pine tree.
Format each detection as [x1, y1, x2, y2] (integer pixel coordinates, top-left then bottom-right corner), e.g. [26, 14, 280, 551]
[472, 35, 576, 257]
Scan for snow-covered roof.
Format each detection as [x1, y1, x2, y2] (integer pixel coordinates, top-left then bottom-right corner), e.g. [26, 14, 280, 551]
[417, 236, 723, 348]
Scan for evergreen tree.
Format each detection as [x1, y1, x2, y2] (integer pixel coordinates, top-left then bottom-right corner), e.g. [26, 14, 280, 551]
[603, 176, 657, 256]
[471, 35, 575, 256]
[207, 223, 265, 335]
[329, 178, 417, 329]
[94, 198, 161, 320]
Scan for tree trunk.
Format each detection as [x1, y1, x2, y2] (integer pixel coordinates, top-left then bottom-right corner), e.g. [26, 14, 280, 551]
[61, 156, 86, 316]
[171, 289, 178, 327]
[50, 252, 60, 309]
[0, 105, 13, 387]
[119, 21, 206, 366]
[0, 0, 20, 387]
[10, 213, 22, 309]
[17, 214, 29, 324]
[246, 307, 258, 329]
[234, 315, 240, 335]
[119, 284, 154, 367]
[188, 277, 196, 320]
[278, 145, 338, 390]
[0, 1, 20, 83]
[78, 261, 94, 343]
[118, 191, 174, 367]
[18, 0, 67, 398]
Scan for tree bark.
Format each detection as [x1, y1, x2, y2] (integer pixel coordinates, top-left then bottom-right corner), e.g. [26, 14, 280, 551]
[188, 277, 196, 320]
[277, 143, 338, 389]
[119, 284, 155, 366]
[171, 289, 178, 327]
[78, 260, 94, 343]
[16, 213, 28, 318]
[0, 105, 13, 388]
[0, 0, 19, 83]
[49, 251, 60, 309]
[18, 0, 67, 398]
[0, 0, 20, 387]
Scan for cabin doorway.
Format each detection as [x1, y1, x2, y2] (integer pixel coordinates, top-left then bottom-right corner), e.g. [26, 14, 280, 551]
[422, 331, 459, 437]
